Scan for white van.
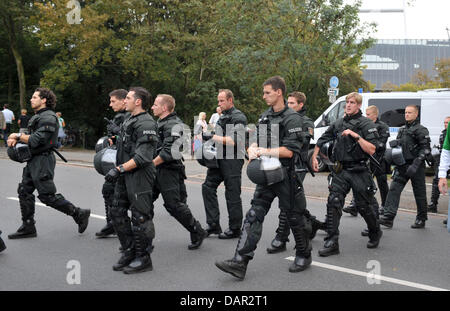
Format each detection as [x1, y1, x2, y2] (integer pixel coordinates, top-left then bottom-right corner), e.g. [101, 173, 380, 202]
[310, 89, 450, 171]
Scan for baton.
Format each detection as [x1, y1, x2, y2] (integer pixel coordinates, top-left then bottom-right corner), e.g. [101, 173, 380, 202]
[52, 148, 68, 162]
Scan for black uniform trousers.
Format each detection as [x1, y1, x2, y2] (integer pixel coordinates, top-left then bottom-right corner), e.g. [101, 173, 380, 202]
[18, 153, 78, 220]
[234, 171, 311, 259]
[153, 166, 196, 232]
[384, 162, 428, 221]
[102, 180, 115, 223]
[325, 167, 380, 241]
[202, 159, 244, 230]
[430, 156, 441, 206]
[110, 167, 155, 250]
[273, 171, 320, 241]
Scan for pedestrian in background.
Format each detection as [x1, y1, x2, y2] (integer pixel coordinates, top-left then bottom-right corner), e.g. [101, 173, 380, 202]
[56, 112, 66, 149]
[193, 112, 207, 151]
[208, 107, 222, 130]
[18, 109, 31, 134]
[0, 109, 6, 145]
[437, 118, 450, 230]
[428, 116, 450, 213]
[2, 104, 15, 147]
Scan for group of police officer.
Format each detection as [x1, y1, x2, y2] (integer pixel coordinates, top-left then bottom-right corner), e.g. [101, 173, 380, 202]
[0, 76, 443, 280]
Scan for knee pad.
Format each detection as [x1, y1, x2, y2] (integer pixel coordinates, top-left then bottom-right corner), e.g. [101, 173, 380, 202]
[102, 182, 115, 198]
[244, 206, 265, 225]
[327, 192, 344, 211]
[392, 170, 408, 185]
[131, 212, 155, 240]
[250, 190, 272, 211]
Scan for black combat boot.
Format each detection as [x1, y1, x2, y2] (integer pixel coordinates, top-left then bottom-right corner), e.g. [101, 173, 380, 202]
[367, 230, 382, 248]
[318, 237, 339, 257]
[113, 247, 136, 271]
[411, 219, 426, 229]
[73, 208, 91, 233]
[0, 231, 6, 253]
[379, 215, 394, 228]
[95, 223, 115, 238]
[343, 199, 358, 217]
[8, 219, 37, 239]
[427, 203, 438, 213]
[289, 255, 312, 273]
[96, 205, 116, 238]
[205, 223, 222, 237]
[215, 253, 250, 280]
[289, 221, 312, 272]
[218, 228, 241, 239]
[188, 221, 207, 250]
[266, 236, 288, 254]
[123, 228, 153, 274]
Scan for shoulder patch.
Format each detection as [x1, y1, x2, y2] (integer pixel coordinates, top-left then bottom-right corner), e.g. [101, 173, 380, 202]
[143, 130, 156, 135]
[288, 127, 303, 133]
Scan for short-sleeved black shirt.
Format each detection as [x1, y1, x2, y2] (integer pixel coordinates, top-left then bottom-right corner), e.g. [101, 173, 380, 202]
[19, 114, 30, 129]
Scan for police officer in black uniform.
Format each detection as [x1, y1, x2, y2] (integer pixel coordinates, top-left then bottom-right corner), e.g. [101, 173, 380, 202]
[151, 94, 206, 250]
[343, 105, 390, 222]
[266, 91, 325, 254]
[96, 89, 129, 238]
[106, 87, 157, 274]
[380, 105, 432, 229]
[428, 117, 450, 213]
[215, 76, 313, 279]
[202, 89, 247, 239]
[311, 92, 382, 257]
[7, 88, 90, 239]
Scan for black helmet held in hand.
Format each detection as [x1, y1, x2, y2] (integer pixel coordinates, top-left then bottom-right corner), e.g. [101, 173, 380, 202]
[247, 156, 286, 186]
[95, 136, 110, 153]
[7, 143, 32, 163]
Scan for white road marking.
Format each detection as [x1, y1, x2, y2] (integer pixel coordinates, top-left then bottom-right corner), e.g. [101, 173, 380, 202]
[6, 197, 106, 220]
[285, 256, 448, 291]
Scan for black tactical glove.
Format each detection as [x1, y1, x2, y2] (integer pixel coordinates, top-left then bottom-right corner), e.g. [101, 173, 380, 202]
[107, 123, 121, 136]
[105, 167, 120, 183]
[405, 158, 422, 178]
[202, 132, 214, 141]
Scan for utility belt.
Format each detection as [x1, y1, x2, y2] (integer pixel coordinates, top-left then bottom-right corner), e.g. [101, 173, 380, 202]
[157, 160, 184, 171]
[341, 160, 369, 171]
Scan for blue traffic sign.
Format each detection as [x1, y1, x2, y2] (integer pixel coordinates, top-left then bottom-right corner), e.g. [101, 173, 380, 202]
[330, 76, 339, 88]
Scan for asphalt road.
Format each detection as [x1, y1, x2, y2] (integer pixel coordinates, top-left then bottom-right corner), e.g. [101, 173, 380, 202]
[0, 157, 449, 291]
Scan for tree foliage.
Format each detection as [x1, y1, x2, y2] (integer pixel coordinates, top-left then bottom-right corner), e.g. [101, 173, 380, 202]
[1, 0, 377, 147]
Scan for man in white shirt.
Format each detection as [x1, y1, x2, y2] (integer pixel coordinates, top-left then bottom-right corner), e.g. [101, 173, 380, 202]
[208, 107, 222, 130]
[2, 104, 15, 147]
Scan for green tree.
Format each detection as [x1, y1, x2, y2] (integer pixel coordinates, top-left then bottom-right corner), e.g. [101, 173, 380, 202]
[0, 0, 36, 109]
[215, 0, 375, 121]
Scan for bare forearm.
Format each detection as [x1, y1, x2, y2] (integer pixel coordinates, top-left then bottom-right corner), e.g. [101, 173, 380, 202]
[358, 138, 375, 155]
[257, 146, 293, 158]
[118, 159, 138, 172]
[153, 156, 164, 167]
[212, 135, 235, 146]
